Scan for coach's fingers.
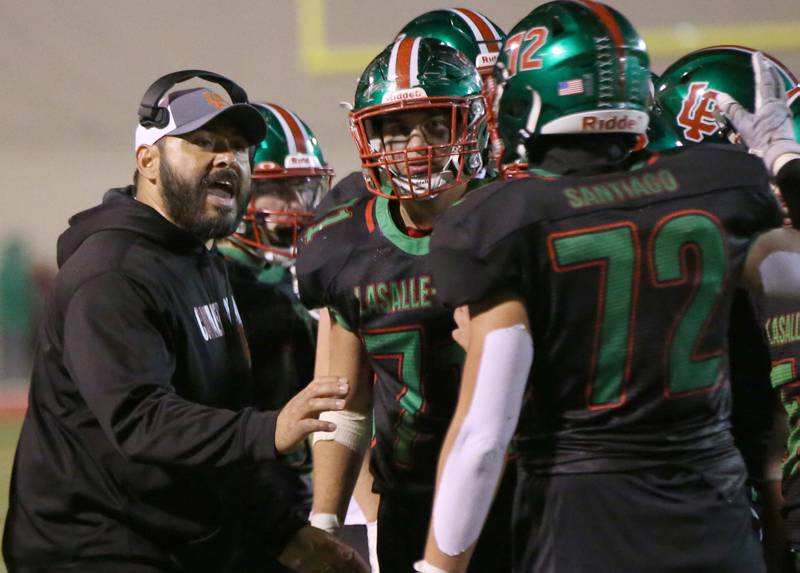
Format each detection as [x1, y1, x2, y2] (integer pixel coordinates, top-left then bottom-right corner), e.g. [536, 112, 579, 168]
[306, 398, 347, 415]
[306, 377, 350, 399]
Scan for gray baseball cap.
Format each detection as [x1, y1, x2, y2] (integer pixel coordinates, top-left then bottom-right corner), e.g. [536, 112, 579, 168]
[134, 87, 266, 149]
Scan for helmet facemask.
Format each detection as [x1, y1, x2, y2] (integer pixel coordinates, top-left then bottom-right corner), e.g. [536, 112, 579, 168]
[233, 174, 330, 266]
[351, 95, 487, 200]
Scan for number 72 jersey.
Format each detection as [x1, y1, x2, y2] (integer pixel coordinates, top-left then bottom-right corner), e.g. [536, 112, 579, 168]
[430, 145, 783, 475]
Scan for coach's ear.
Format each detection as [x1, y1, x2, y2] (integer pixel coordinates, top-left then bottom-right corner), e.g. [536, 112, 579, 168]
[135, 143, 160, 185]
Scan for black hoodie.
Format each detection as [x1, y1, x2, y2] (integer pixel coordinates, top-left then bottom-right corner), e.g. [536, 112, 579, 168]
[3, 188, 304, 571]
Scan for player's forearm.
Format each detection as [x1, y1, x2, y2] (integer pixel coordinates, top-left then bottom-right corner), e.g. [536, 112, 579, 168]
[311, 317, 372, 525]
[422, 298, 533, 572]
[311, 440, 364, 522]
[421, 409, 482, 573]
[353, 450, 380, 522]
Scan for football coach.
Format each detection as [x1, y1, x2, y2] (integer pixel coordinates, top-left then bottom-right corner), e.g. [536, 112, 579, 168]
[3, 71, 367, 573]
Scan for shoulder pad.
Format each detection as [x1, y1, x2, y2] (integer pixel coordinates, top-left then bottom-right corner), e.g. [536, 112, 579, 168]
[296, 195, 373, 309]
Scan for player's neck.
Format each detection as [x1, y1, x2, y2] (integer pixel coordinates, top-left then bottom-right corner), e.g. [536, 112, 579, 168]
[529, 135, 637, 176]
[397, 181, 468, 231]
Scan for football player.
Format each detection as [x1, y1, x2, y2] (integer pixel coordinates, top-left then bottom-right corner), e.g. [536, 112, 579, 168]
[297, 37, 513, 573]
[308, 12, 507, 569]
[416, 2, 800, 572]
[216, 102, 331, 571]
[657, 46, 800, 572]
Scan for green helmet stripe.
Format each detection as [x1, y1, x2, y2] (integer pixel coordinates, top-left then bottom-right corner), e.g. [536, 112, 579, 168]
[448, 8, 503, 54]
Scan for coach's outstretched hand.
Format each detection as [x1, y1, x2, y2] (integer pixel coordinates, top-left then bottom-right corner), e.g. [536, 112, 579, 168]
[279, 525, 370, 573]
[275, 376, 349, 454]
[716, 51, 800, 175]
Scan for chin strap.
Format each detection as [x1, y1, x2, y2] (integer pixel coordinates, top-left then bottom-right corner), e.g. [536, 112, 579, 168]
[516, 88, 542, 163]
[389, 168, 456, 198]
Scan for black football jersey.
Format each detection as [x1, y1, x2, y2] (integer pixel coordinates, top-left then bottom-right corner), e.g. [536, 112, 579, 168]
[429, 145, 783, 475]
[220, 248, 316, 412]
[758, 294, 800, 540]
[297, 194, 466, 493]
[728, 290, 775, 483]
[315, 171, 370, 217]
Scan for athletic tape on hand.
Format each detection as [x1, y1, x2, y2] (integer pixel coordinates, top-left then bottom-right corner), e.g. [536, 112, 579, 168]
[309, 512, 341, 534]
[312, 409, 370, 454]
[366, 520, 380, 573]
[414, 560, 449, 573]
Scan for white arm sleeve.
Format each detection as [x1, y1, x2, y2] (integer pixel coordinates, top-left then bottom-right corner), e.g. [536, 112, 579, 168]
[759, 251, 800, 300]
[431, 324, 533, 556]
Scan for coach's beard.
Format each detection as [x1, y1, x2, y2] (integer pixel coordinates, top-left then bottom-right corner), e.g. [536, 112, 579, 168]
[160, 160, 249, 241]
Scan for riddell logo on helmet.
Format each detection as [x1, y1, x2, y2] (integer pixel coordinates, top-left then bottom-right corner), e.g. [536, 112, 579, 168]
[476, 53, 499, 69]
[581, 115, 640, 131]
[382, 88, 428, 104]
[285, 155, 316, 169]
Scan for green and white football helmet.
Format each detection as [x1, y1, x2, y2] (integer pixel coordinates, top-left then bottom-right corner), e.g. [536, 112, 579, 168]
[643, 73, 683, 152]
[656, 45, 800, 145]
[396, 9, 506, 163]
[350, 36, 487, 199]
[233, 102, 333, 264]
[396, 8, 505, 79]
[493, 0, 651, 175]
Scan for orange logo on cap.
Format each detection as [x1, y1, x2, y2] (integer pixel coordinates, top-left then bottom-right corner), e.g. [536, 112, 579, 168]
[203, 91, 226, 109]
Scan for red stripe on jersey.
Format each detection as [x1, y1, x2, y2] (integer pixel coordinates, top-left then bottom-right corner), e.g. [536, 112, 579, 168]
[395, 37, 415, 89]
[270, 103, 308, 154]
[578, 0, 627, 94]
[365, 196, 377, 233]
[455, 8, 502, 52]
[405, 226, 432, 238]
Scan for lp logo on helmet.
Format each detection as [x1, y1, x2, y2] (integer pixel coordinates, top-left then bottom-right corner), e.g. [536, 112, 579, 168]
[676, 82, 720, 142]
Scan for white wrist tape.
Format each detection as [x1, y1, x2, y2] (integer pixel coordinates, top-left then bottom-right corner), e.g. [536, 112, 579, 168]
[309, 512, 341, 533]
[414, 560, 449, 573]
[366, 520, 380, 573]
[432, 324, 533, 556]
[312, 409, 370, 454]
[759, 251, 800, 299]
